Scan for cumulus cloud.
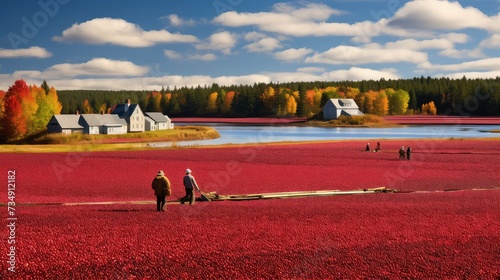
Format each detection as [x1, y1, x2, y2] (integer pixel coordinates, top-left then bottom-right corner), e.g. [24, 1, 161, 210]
[196, 31, 237, 54]
[296, 67, 326, 73]
[187, 53, 217, 61]
[0, 67, 400, 90]
[438, 48, 484, 59]
[387, 0, 500, 33]
[0, 46, 52, 58]
[436, 70, 500, 80]
[322, 67, 400, 81]
[480, 34, 500, 48]
[213, 2, 379, 38]
[6, 58, 149, 81]
[244, 38, 282, 53]
[164, 50, 183, 60]
[53, 18, 198, 47]
[164, 49, 217, 61]
[305, 45, 428, 65]
[419, 57, 500, 71]
[274, 48, 313, 61]
[162, 14, 196, 27]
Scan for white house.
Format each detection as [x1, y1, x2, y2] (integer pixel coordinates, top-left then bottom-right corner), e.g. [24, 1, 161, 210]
[144, 112, 174, 131]
[112, 99, 145, 132]
[323, 98, 364, 120]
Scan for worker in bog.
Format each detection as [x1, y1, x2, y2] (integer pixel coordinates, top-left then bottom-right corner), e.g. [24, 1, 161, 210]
[180, 168, 202, 205]
[151, 170, 171, 212]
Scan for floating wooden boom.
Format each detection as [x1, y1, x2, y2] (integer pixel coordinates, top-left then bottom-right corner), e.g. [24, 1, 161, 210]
[200, 187, 396, 202]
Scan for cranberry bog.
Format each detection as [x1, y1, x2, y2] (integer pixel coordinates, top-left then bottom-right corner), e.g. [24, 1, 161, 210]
[1, 139, 499, 278]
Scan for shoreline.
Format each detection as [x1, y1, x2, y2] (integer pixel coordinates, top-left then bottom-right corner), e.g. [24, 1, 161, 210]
[1, 137, 499, 153]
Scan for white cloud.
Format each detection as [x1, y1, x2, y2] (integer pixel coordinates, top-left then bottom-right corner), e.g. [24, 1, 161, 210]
[244, 38, 282, 53]
[46, 58, 148, 77]
[213, 2, 380, 38]
[305, 45, 428, 65]
[164, 50, 182, 60]
[296, 67, 326, 73]
[480, 34, 500, 48]
[53, 18, 198, 47]
[322, 67, 400, 81]
[162, 14, 196, 27]
[164, 49, 217, 61]
[438, 48, 484, 59]
[196, 31, 237, 54]
[436, 71, 500, 80]
[388, 0, 500, 33]
[0, 67, 400, 90]
[187, 53, 217, 61]
[0, 46, 52, 58]
[244, 31, 268, 41]
[6, 58, 148, 80]
[274, 48, 313, 61]
[419, 57, 500, 71]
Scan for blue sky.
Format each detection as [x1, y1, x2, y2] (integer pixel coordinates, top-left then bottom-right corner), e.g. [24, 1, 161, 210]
[1, 0, 500, 90]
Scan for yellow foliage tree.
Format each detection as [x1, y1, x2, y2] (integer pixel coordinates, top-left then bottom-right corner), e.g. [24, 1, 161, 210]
[374, 90, 389, 116]
[286, 94, 297, 115]
[206, 92, 218, 113]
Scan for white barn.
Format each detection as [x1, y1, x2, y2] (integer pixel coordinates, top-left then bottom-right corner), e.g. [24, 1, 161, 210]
[46, 115, 83, 134]
[79, 114, 128, 135]
[323, 98, 364, 120]
[144, 112, 174, 131]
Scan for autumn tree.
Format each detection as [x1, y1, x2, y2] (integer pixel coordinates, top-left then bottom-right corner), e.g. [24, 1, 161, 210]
[206, 92, 218, 113]
[386, 88, 410, 115]
[374, 90, 389, 116]
[31, 83, 63, 133]
[421, 101, 437, 115]
[223, 91, 235, 114]
[0, 90, 5, 120]
[1, 80, 38, 140]
[260, 86, 276, 115]
[82, 99, 94, 114]
[286, 94, 297, 115]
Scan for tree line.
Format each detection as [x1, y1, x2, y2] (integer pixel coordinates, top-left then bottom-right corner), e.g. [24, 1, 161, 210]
[56, 76, 500, 118]
[1, 76, 500, 142]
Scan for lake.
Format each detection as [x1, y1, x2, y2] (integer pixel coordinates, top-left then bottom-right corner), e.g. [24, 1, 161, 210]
[149, 124, 500, 147]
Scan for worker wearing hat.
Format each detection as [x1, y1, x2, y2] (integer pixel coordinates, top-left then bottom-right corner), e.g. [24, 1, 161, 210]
[151, 170, 171, 212]
[180, 168, 201, 205]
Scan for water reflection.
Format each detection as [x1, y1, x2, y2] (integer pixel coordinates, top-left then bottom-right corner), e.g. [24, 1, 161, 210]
[150, 124, 500, 147]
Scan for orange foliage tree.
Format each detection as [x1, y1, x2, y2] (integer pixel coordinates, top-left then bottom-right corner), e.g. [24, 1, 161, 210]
[1, 80, 37, 140]
[421, 101, 437, 115]
[223, 91, 235, 113]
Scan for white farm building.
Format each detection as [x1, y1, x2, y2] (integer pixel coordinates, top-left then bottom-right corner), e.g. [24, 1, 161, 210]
[323, 98, 364, 120]
[46, 99, 174, 135]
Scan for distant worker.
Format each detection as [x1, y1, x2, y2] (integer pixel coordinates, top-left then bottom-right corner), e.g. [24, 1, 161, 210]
[407, 146, 412, 160]
[399, 146, 405, 160]
[151, 170, 171, 212]
[365, 143, 371, 151]
[180, 168, 202, 205]
[375, 142, 381, 152]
